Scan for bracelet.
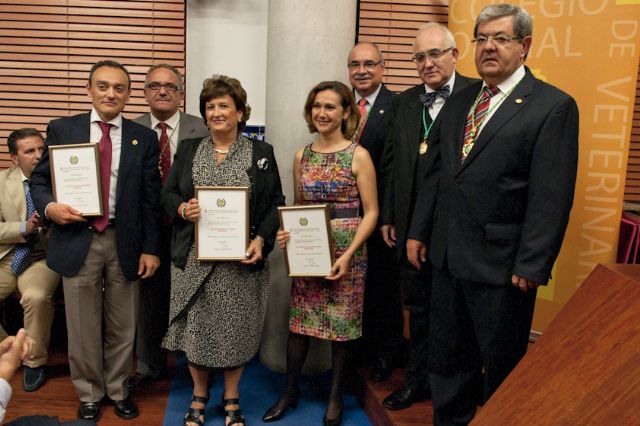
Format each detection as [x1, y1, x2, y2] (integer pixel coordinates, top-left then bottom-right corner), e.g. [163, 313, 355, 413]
[254, 235, 264, 244]
[181, 204, 187, 220]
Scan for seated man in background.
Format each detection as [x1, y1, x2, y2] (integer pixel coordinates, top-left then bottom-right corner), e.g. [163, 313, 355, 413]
[0, 128, 60, 392]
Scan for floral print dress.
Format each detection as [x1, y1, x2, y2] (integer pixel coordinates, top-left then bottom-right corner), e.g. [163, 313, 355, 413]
[289, 143, 366, 341]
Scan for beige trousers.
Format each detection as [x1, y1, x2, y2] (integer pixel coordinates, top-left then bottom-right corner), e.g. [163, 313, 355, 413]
[0, 252, 60, 368]
[63, 228, 139, 402]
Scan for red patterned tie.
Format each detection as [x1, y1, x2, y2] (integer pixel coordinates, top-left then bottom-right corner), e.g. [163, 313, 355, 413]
[94, 121, 112, 232]
[461, 85, 499, 161]
[158, 122, 171, 185]
[354, 98, 369, 144]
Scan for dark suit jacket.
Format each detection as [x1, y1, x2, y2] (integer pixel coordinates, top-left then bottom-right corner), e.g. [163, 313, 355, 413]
[409, 67, 579, 285]
[161, 136, 286, 270]
[30, 113, 162, 281]
[380, 72, 476, 256]
[358, 84, 395, 174]
[133, 111, 209, 149]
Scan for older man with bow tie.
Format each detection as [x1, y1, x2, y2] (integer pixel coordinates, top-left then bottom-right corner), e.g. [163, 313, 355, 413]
[379, 22, 476, 411]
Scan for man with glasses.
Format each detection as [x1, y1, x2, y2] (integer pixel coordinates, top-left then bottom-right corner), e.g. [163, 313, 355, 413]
[407, 5, 578, 424]
[130, 64, 208, 392]
[379, 22, 476, 411]
[347, 42, 404, 384]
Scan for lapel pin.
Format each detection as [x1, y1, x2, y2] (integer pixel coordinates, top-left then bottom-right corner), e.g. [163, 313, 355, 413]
[132, 139, 138, 145]
[515, 98, 523, 104]
[379, 109, 385, 114]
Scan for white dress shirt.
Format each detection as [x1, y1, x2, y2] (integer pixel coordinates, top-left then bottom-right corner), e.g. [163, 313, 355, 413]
[354, 83, 382, 113]
[90, 108, 122, 220]
[475, 65, 526, 138]
[425, 72, 457, 120]
[150, 111, 181, 165]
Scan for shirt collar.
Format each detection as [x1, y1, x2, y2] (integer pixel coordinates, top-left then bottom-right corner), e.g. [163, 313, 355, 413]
[90, 108, 122, 128]
[151, 110, 180, 130]
[19, 169, 28, 182]
[425, 72, 456, 94]
[355, 83, 382, 107]
[487, 65, 525, 95]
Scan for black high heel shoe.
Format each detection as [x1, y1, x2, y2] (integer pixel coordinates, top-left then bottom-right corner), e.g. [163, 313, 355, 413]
[223, 397, 245, 426]
[262, 393, 300, 422]
[183, 393, 209, 426]
[323, 403, 343, 426]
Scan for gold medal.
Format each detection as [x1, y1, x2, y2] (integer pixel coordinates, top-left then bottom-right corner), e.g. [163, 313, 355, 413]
[419, 140, 429, 155]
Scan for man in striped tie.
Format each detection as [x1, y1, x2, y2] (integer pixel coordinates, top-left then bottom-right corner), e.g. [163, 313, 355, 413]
[0, 128, 60, 393]
[407, 4, 579, 425]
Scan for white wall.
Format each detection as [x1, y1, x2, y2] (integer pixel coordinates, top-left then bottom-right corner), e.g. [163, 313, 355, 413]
[185, 0, 268, 125]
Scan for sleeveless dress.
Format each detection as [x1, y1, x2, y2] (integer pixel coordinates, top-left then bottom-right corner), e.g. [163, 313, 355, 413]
[162, 136, 270, 368]
[289, 143, 367, 341]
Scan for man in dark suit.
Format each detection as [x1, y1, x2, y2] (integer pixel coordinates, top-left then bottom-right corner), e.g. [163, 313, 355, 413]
[379, 22, 476, 410]
[407, 4, 579, 424]
[30, 60, 162, 421]
[129, 64, 208, 392]
[347, 41, 403, 383]
[0, 128, 59, 393]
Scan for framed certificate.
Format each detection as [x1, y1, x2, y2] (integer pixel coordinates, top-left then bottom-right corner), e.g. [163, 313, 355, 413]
[195, 186, 249, 261]
[279, 205, 334, 277]
[49, 143, 103, 216]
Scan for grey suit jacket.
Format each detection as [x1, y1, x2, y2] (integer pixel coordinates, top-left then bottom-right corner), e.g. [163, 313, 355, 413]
[133, 111, 209, 147]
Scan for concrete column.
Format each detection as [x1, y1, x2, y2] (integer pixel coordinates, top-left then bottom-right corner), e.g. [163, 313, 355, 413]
[259, 0, 357, 373]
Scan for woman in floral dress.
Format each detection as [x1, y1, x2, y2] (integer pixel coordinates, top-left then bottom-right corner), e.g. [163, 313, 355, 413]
[263, 81, 378, 425]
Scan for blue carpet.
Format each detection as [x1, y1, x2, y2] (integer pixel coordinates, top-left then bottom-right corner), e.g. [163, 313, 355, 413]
[164, 355, 371, 425]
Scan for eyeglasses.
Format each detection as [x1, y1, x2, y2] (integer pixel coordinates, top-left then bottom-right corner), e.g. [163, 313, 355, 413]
[411, 47, 454, 64]
[348, 60, 382, 70]
[472, 34, 522, 46]
[146, 82, 181, 93]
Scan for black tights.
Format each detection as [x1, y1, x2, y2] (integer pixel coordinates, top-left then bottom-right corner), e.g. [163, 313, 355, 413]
[276, 332, 350, 420]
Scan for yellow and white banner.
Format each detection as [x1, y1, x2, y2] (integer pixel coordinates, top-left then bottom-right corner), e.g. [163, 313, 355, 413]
[449, 0, 640, 331]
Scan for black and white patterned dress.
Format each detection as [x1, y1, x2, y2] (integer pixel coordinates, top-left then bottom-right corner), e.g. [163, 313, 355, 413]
[162, 135, 269, 368]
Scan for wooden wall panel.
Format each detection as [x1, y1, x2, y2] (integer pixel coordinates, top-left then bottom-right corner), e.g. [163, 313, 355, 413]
[624, 68, 640, 203]
[357, 0, 449, 93]
[0, 0, 186, 168]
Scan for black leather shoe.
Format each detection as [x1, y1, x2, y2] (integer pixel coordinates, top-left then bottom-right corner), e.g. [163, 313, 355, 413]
[262, 394, 300, 422]
[114, 396, 139, 419]
[23, 366, 46, 392]
[78, 401, 101, 421]
[128, 372, 153, 392]
[370, 358, 393, 382]
[383, 384, 430, 411]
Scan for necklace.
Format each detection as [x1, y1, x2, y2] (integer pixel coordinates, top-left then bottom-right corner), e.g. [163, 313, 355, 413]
[213, 148, 229, 154]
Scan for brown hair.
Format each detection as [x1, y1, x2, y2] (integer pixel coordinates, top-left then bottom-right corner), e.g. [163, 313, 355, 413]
[199, 75, 251, 130]
[303, 81, 360, 140]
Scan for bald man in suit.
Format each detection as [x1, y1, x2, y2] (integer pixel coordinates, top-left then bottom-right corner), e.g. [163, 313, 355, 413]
[130, 64, 209, 391]
[379, 23, 476, 410]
